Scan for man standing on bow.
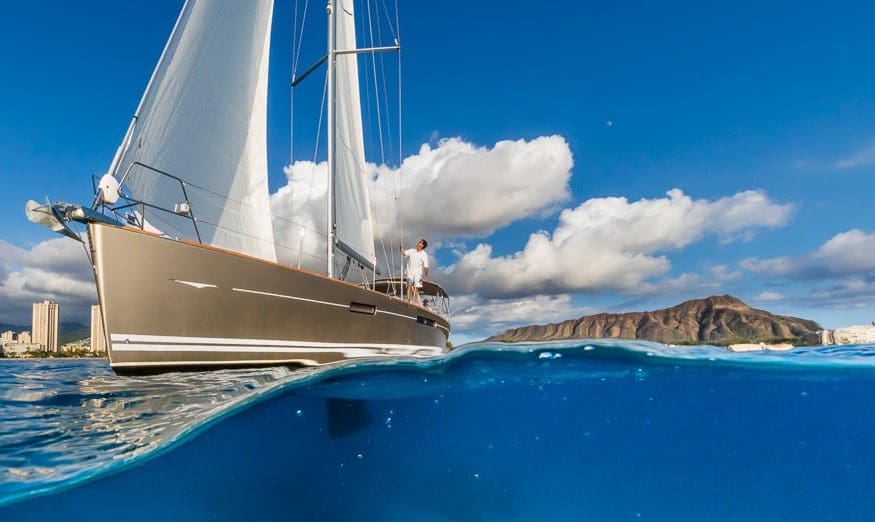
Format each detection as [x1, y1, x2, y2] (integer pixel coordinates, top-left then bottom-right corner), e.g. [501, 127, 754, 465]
[400, 239, 429, 304]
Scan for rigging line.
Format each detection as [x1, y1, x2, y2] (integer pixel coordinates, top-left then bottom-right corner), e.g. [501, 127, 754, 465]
[334, 131, 379, 259]
[379, 232, 393, 282]
[291, 0, 311, 76]
[299, 72, 330, 269]
[394, 0, 402, 169]
[123, 162, 306, 231]
[377, 0, 404, 274]
[372, 3, 395, 165]
[396, 40, 405, 282]
[290, 76, 295, 168]
[359, 2, 375, 162]
[195, 218, 328, 263]
[163, 180, 325, 237]
[379, 0, 399, 42]
[365, 0, 394, 282]
[366, 0, 386, 165]
[291, 0, 298, 170]
[378, 42, 395, 166]
[292, 0, 299, 73]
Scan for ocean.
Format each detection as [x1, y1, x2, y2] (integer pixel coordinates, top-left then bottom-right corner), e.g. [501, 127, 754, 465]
[1, 340, 874, 521]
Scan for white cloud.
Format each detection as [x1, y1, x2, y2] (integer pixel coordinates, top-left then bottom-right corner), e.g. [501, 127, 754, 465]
[270, 161, 330, 271]
[447, 189, 794, 299]
[269, 136, 573, 269]
[740, 255, 796, 277]
[754, 291, 785, 302]
[0, 238, 95, 325]
[449, 293, 588, 342]
[628, 265, 742, 296]
[742, 229, 875, 280]
[836, 142, 875, 170]
[813, 229, 875, 273]
[808, 279, 875, 308]
[374, 135, 572, 239]
[741, 229, 875, 308]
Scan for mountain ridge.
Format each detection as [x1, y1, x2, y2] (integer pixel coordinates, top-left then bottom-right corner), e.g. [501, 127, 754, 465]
[486, 295, 823, 345]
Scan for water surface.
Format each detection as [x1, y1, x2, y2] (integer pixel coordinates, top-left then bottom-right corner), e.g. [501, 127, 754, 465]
[1, 341, 874, 521]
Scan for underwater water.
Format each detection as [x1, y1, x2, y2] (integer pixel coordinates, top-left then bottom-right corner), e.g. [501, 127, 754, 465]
[1, 340, 875, 521]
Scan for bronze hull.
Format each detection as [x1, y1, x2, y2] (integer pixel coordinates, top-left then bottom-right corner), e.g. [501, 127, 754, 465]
[88, 224, 450, 373]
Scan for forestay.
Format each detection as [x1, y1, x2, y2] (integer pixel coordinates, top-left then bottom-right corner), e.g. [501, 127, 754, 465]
[109, 0, 277, 263]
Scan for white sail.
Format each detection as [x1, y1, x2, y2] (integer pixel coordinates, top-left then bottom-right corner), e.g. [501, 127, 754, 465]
[334, 0, 377, 267]
[112, 0, 277, 263]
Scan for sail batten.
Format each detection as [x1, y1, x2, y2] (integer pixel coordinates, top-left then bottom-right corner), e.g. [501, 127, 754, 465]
[112, 0, 277, 263]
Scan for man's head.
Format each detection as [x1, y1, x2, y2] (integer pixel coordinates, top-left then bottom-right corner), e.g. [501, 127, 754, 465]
[416, 239, 428, 251]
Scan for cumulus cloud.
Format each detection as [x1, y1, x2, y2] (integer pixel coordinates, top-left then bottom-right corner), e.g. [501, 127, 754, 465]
[0, 238, 95, 325]
[814, 229, 875, 273]
[446, 189, 794, 299]
[270, 161, 330, 270]
[741, 229, 875, 308]
[270, 136, 573, 269]
[372, 136, 572, 239]
[742, 229, 875, 280]
[449, 293, 588, 342]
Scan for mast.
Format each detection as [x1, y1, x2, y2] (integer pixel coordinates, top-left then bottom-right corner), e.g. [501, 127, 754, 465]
[326, 1, 337, 278]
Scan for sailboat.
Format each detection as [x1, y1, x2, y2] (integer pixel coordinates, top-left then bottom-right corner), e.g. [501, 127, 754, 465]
[25, 0, 451, 374]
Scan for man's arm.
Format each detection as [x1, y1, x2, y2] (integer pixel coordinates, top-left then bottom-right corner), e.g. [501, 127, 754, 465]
[399, 240, 405, 256]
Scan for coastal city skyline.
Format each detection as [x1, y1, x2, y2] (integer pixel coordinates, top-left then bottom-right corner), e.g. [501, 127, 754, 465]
[0, 300, 106, 356]
[1, 1, 874, 343]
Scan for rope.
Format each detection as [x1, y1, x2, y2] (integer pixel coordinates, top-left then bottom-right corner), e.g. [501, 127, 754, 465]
[395, 0, 405, 297]
[298, 73, 329, 269]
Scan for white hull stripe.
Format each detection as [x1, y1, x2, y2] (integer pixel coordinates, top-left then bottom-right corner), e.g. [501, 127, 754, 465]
[172, 279, 218, 289]
[110, 333, 443, 352]
[111, 343, 442, 356]
[376, 309, 417, 321]
[111, 358, 322, 368]
[232, 287, 348, 309]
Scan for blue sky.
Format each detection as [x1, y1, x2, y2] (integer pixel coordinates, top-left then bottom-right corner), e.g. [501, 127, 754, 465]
[1, 1, 874, 341]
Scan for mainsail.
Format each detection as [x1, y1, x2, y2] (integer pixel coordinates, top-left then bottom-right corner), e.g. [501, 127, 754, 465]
[110, 0, 277, 263]
[333, 0, 377, 269]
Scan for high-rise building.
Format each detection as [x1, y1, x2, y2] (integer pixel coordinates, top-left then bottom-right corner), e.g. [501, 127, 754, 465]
[0, 331, 14, 342]
[19, 331, 32, 343]
[32, 301, 60, 352]
[90, 304, 107, 354]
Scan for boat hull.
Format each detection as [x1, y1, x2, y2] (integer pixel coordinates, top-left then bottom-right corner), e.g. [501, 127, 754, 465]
[88, 224, 450, 373]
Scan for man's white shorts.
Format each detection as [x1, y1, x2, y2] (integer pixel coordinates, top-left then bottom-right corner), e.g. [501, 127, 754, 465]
[408, 275, 423, 288]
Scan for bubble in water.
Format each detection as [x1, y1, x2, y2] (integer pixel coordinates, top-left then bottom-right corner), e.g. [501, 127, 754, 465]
[296, 409, 302, 417]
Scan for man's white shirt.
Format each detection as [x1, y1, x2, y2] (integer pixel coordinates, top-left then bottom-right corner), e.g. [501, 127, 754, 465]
[404, 248, 429, 278]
